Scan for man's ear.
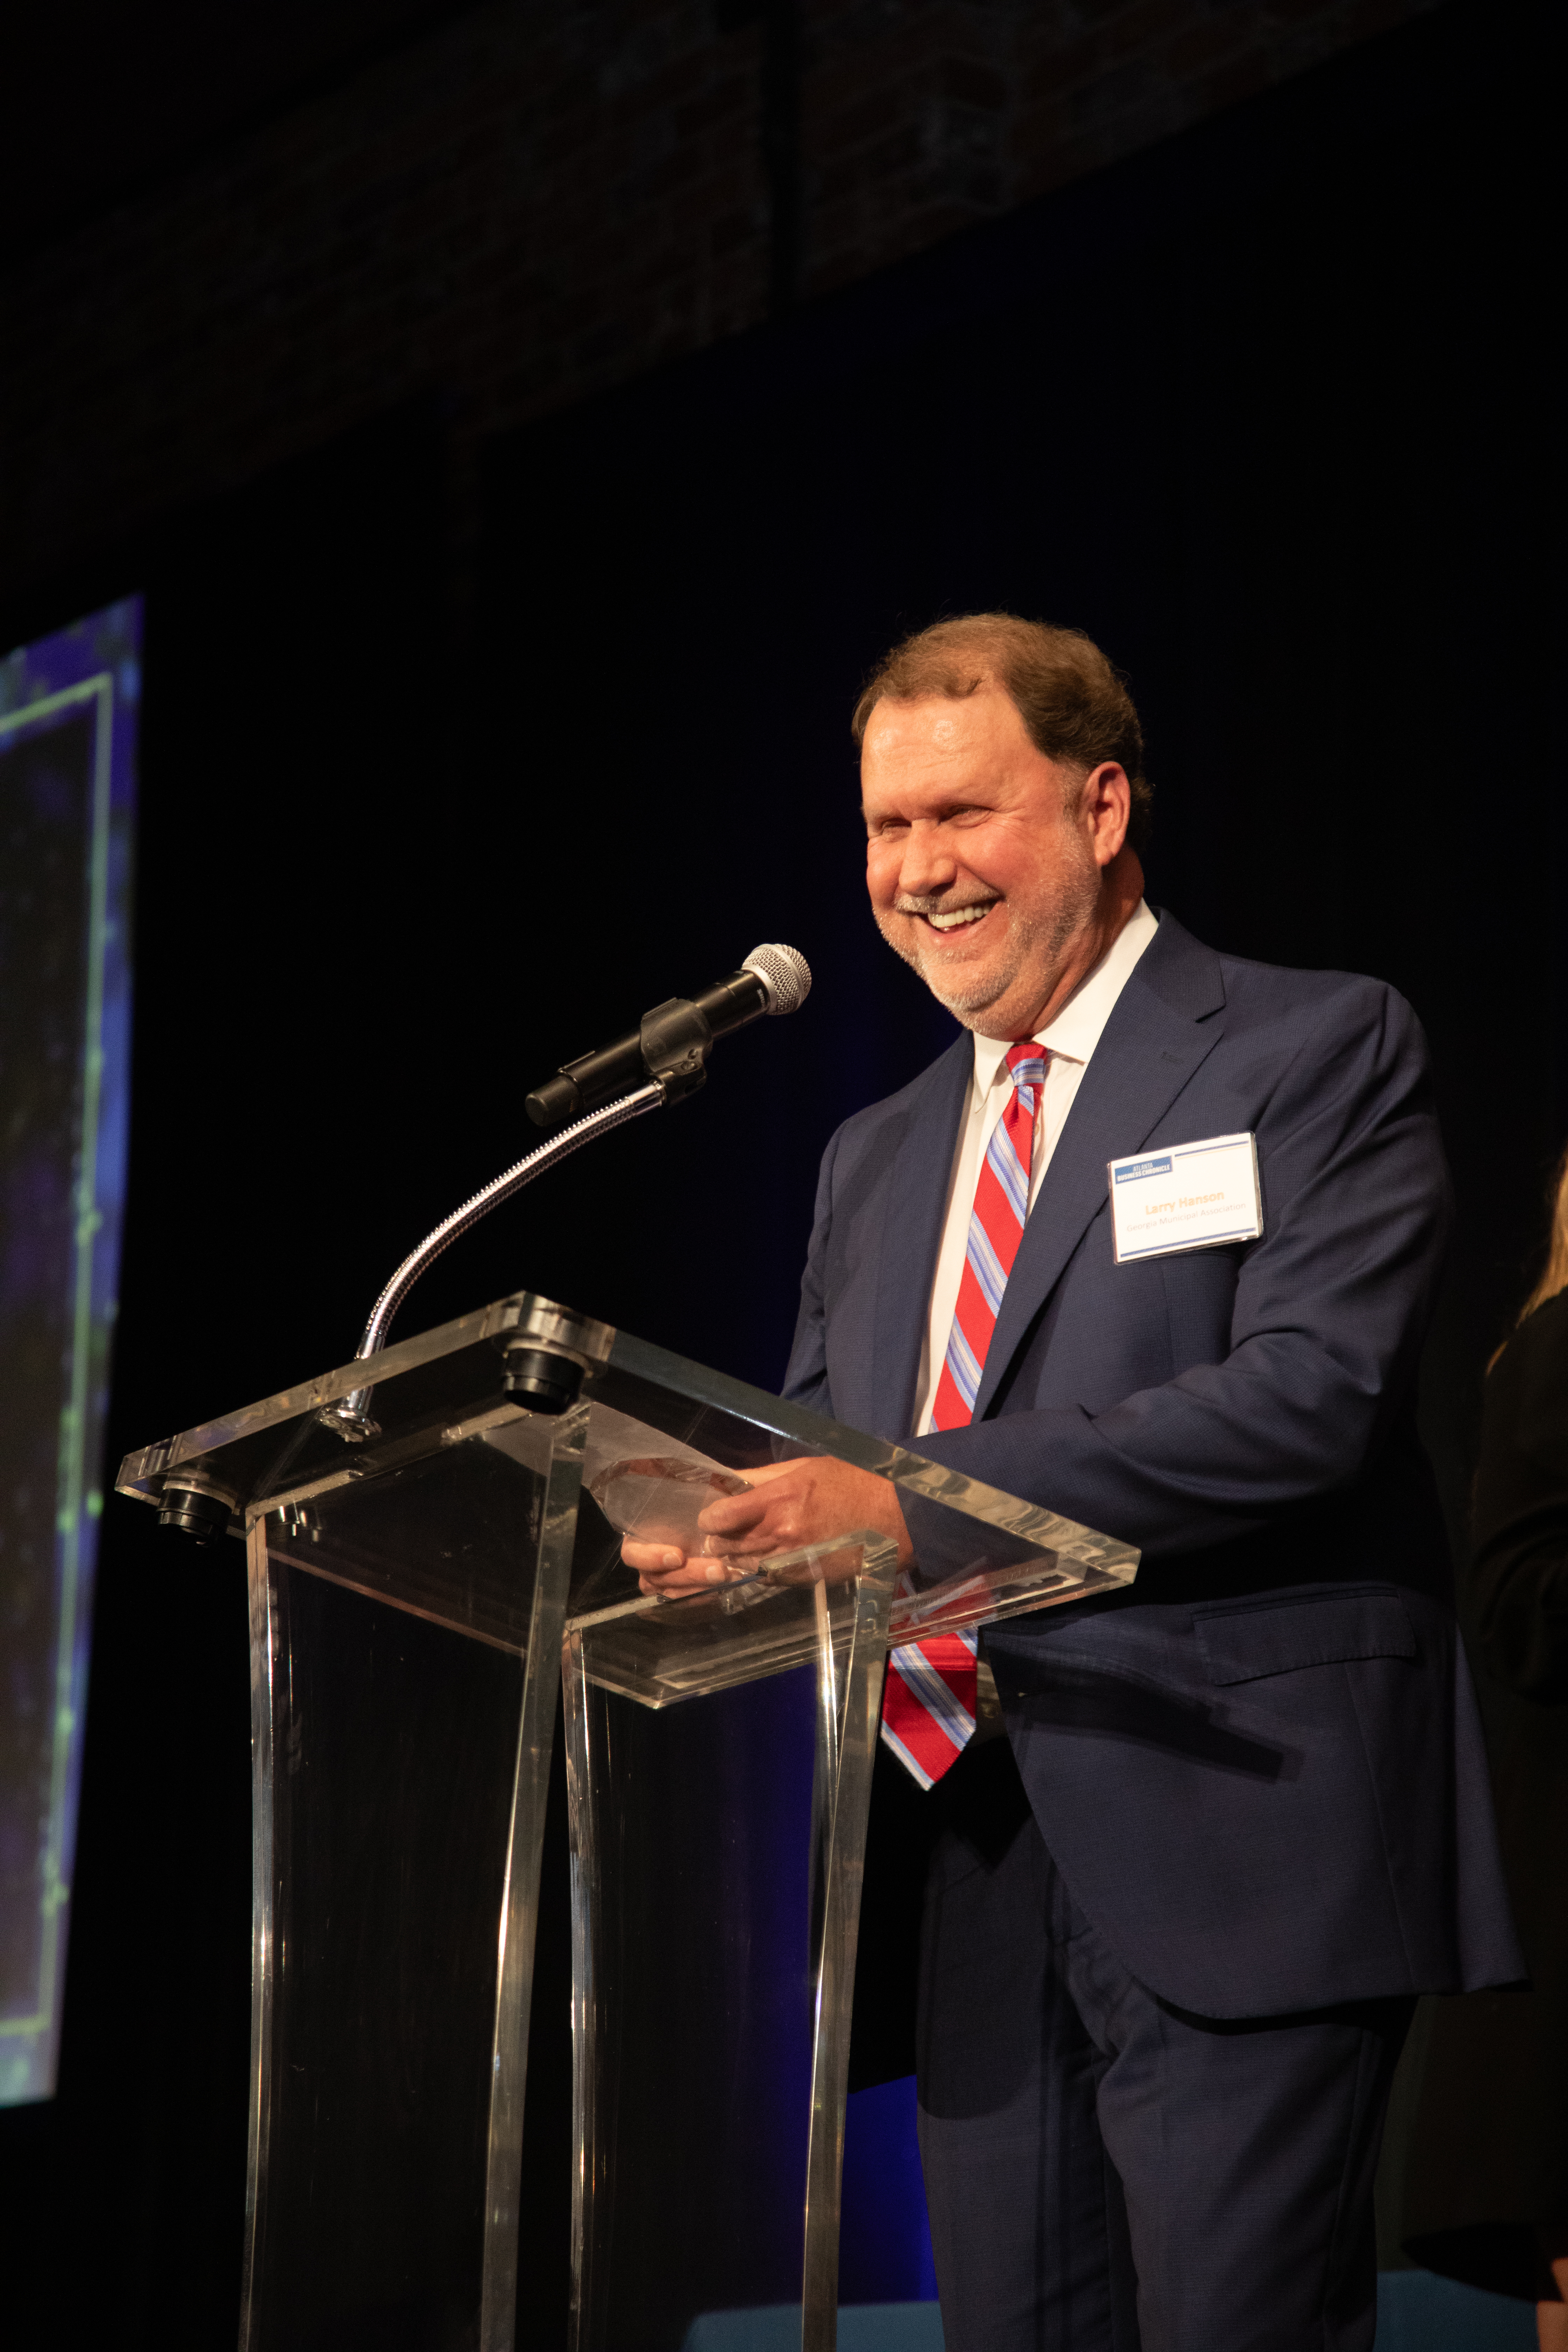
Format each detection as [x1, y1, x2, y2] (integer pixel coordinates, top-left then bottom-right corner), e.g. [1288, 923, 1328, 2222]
[1085, 762, 1131, 865]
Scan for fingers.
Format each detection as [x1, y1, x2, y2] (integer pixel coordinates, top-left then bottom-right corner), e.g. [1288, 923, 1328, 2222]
[635, 1557, 751, 1597]
[696, 1490, 770, 1536]
[622, 1457, 912, 1596]
[621, 1534, 756, 1598]
[695, 1521, 779, 1554]
[697, 1458, 816, 1535]
[622, 1458, 840, 1597]
[622, 1539, 686, 1573]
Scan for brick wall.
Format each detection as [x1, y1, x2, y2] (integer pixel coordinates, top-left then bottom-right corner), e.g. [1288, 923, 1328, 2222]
[0, 0, 1438, 612]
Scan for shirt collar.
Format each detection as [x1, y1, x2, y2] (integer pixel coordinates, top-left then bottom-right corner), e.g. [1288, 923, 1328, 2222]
[972, 899, 1159, 1090]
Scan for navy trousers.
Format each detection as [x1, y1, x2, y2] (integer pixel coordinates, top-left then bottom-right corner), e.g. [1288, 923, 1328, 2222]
[913, 1740, 1413, 2352]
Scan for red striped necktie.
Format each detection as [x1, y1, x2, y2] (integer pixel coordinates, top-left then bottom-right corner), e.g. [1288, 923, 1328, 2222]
[880, 1041, 1048, 1788]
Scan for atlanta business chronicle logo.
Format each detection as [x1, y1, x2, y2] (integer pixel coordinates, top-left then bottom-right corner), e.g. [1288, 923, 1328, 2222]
[1114, 1155, 1172, 1184]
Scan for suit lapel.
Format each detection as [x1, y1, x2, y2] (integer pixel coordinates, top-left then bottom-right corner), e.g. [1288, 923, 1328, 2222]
[971, 915, 1230, 1421]
[869, 1034, 972, 1440]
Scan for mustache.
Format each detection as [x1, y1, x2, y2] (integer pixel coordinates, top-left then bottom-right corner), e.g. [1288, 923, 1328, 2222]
[892, 892, 1000, 916]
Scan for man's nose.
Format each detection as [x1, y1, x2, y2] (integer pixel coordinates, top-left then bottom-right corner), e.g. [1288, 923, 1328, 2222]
[898, 822, 958, 898]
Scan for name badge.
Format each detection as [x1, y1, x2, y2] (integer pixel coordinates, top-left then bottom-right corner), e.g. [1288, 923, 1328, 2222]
[1107, 1132, 1263, 1263]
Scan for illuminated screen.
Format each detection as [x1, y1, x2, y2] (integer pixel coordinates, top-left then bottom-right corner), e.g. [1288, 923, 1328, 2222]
[0, 597, 140, 2106]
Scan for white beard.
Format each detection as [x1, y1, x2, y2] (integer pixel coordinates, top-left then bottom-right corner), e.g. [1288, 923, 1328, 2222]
[877, 865, 1099, 1029]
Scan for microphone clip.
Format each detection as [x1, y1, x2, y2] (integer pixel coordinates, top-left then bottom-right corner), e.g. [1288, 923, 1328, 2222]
[638, 996, 713, 1106]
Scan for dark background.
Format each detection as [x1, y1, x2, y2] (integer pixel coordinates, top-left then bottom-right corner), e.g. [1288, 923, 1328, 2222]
[0, 1, 1559, 2342]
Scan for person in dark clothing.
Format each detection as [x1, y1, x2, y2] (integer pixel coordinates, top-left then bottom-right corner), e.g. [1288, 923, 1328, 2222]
[1406, 1145, 1568, 2346]
[631, 615, 1521, 2351]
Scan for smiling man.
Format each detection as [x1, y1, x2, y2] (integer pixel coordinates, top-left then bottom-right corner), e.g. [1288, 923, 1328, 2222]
[862, 652, 1141, 1038]
[627, 615, 1521, 2351]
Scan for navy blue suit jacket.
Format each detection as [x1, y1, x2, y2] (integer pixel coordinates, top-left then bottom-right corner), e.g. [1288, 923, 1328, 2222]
[783, 911, 1522, 2017]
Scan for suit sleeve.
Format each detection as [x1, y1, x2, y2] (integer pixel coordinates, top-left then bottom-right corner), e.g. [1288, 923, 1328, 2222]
[902, 983, 1451, 1558]
[780, 1120, 843, 1421]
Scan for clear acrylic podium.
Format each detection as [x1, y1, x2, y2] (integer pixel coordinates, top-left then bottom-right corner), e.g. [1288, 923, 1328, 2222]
[116, 1291, 1137, 2352]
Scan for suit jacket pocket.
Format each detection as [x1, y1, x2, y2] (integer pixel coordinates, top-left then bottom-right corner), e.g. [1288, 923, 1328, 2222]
[1193, 1584, 1417, 1685]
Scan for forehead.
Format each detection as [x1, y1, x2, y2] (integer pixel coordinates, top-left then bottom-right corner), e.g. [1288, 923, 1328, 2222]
[860, 687, 1039, 805]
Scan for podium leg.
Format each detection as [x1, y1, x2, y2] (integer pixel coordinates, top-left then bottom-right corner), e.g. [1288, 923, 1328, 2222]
[480, 1399, 589, 2352]
[565, 1615, 629, 2352]
[802, 1555, 895, 2352]
[239, 1524, 284, 2352]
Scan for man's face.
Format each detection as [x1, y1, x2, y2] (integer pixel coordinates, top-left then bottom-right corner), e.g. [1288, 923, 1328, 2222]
[861, 687, 1110, 1037]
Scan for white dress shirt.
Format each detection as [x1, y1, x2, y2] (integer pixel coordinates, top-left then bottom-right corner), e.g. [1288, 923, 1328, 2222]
[913, 898, 1160, 1436]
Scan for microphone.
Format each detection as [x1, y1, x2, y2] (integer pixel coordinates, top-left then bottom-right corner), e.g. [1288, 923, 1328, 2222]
[525, 943, 812, 1131]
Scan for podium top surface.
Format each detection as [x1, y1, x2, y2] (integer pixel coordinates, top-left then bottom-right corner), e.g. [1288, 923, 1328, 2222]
[115, 1289, 1138, 1636]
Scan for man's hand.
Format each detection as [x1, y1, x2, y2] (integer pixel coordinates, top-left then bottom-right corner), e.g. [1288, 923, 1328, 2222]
[623, 1456, 913, 1597]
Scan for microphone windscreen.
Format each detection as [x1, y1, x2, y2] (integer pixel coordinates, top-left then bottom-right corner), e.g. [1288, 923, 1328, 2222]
[741, 942, 811, 1016]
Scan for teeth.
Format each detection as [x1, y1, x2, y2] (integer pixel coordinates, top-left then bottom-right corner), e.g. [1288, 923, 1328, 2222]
[928, 903, 994, 931]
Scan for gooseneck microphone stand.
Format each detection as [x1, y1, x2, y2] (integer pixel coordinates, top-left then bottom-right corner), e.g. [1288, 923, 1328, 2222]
[318, 1082, 665, 1441]
[318, 943, 810, 1442]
